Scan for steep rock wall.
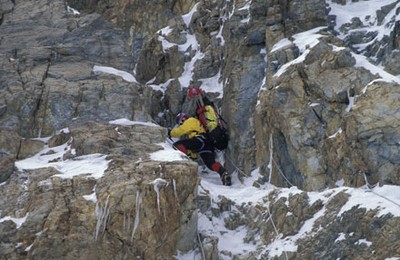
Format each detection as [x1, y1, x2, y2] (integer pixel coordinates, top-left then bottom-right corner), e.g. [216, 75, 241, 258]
[256, 30, 400, 191]
[1, 0, 400, 258]
[0, 0, 163, 138]
[0, 122, 199, 259]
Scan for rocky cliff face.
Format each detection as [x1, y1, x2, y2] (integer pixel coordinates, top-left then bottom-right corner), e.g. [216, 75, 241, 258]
[1, 122, 199, 259]
[1, 0, 400, 259]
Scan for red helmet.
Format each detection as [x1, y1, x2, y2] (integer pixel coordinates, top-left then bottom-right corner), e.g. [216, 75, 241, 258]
[176, 113, 189, 124]
[187, 87, 203, 99]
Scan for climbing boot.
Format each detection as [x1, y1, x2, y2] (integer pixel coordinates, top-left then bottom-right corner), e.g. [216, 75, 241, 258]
[221, 172, 232, 186]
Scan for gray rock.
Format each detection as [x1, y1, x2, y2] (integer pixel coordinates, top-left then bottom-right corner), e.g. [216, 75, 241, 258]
[0, 122, 199, 259]
[346, 81, 400, 185]
[1, 0, 400, 258]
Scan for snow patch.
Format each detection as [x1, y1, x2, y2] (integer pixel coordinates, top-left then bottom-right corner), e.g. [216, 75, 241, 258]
[67, 6, 80, 15]
[83, 191, 97, 204]
[339, 185, 400, 217]
[271, 38, 292, 53]
[109, 118, 158, 127]
[15, 141, 110, 180]
[328, 128, 343, 139]
[335, 233, 346, 242]
[182, 3, 199, 27]
[273, 28, 326, 78]
[352, 53, 400, 84]
[274, 51, 308, 78]
[0, 213, 28, 229]
[149, 142, 189, 162]
[336, 179, 344, 187]
[292, 27, 327, 53]
[25, 243, 33, 252]
[356, 238, 372, 247]
[148, 78, 174, 93]
[327, 0, 399, 42]
[198, 72, 223, 98]
[93, 65, 137, 83]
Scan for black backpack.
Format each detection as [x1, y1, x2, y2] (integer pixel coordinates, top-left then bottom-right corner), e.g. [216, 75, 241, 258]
[207, 125, 229, 150]
[188, 86, 230, 150]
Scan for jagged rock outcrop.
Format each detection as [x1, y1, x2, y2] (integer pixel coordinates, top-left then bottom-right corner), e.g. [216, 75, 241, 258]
[0, 121, 199, 259]
[0, 0, 167, 138]
[334, 1, 400, 75]
[0, 130, 45, 182]
[197, 184, 400, 259]
[67, 0, 197, 63]
[255, 31, 400, 191]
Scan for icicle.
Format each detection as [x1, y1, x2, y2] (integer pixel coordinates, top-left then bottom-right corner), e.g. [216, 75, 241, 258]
[328, 128, 343, 139]
[123, 213, 126, 230]
[102, 207, 110, 233]
[268, 134, 273, 183]
[149, 178, 169, 213]
[131, 190, 142, 241]
[173, 179, 178, 200]
[95, 195, 110, 241]
[94, 203, 102, 240]
[345, 88, 355, 112]
[363, 172, 370, 188]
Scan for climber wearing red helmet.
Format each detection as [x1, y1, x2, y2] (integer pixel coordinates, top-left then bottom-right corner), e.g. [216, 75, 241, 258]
[169, 113, 231, 186]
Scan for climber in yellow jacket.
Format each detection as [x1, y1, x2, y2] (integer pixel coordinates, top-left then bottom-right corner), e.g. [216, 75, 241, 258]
[169, 113, 231, 186]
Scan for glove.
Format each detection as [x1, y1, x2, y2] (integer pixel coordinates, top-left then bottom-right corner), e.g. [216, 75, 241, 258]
[167, 128, 172, 138]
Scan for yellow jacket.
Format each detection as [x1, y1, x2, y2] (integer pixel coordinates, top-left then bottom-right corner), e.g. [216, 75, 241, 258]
[170, 117, 206, 138]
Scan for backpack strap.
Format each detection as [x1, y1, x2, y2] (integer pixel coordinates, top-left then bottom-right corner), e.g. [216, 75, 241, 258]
[195, 94, 204, 108]
[195, 96, 209, 131]
[188, 86, 227, 131]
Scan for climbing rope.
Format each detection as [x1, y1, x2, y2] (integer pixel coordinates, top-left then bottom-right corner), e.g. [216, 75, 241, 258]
[363, 173, 400, 208]
[225, 153, 291, 259]
[153, 117, 292, 259]
[271, 158, 294, 187]
[266, 203, 289, 260]
[225, 152, 294, 188]
[224, 153, 265, 187]
[224, 153, 249, 177]
[197, 231, 206, 260]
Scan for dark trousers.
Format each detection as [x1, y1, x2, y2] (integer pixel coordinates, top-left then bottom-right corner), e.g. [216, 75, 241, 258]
[173, 136, 225, 175]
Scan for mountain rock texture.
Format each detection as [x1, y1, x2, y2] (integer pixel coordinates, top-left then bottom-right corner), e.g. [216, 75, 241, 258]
[1, 0, 399, 259]
[1, 122, 199, 259]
